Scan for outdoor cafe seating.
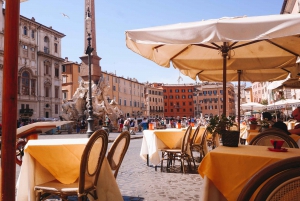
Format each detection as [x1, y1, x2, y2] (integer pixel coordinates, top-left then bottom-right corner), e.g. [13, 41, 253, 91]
[16, 129, 123, 201]
[140, 126, 204, 167]
[107, 130, 131, 178]
[237, 156, 300, 200]
[33, 130, 108, 200]
[190, 126, 209, 164]
[249, 128, 299, 148]
[159, 126, 193, 173]
[198, 145, 300, 201]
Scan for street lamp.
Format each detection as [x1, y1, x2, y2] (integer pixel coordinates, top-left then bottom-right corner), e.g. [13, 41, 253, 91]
[86, 7, 94, 137]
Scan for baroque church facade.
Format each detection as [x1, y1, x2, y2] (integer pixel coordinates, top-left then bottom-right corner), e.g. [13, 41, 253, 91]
[0, 0, 65, 122]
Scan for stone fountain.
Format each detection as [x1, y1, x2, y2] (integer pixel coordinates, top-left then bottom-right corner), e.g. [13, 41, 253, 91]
[61, 79, 122, 130]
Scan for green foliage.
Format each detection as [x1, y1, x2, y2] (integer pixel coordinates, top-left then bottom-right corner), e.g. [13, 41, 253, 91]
[261, 99, 268, 105]
[206, 115, 237, 137]
[259, 118, 269, 127]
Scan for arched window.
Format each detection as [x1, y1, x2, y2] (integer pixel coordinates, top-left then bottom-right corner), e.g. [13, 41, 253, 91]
[23, 26, 27, 35]
[44, 36, 49, 53]
[22, 71, 30, 95]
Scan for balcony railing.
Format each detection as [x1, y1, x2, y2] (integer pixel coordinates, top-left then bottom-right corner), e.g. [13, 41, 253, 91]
[19, 109, 34, 116]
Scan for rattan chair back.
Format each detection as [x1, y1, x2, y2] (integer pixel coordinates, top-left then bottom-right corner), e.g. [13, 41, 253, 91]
[237, 156, 300, 201]
[78, 129, 109, 197]
[249, 128, 299, 148]
[200, 128, 209, 147]
[190, 125, 201, 146]
[34, 129, 108, 201]
[107, 131, 131, 178]
[181, 125, 193, 153]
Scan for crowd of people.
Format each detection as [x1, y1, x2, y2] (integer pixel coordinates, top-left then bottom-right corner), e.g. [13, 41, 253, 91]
[115, 116, 210, 133]
[241, 108, 300, 136]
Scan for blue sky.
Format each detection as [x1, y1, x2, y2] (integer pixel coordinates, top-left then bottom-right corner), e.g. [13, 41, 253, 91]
[20, 0, 284, 84]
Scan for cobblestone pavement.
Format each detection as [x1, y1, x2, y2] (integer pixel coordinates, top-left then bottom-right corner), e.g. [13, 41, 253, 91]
[117, 139, 203, 201]
[15, 131, 204, 201]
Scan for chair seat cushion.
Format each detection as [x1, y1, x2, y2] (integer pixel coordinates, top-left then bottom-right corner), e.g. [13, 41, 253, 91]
[34, 179, 93, 193]
[163, 149, 181, 153]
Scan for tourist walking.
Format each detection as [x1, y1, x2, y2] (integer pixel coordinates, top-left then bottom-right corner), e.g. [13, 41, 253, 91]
[80, 119, 86, 134]
[99, 118, 103, 129]
[124, 118, 131, 131]
[118, 117, 124, 132]
[134, 117, 138, 132]
[76, 120, 81, 133]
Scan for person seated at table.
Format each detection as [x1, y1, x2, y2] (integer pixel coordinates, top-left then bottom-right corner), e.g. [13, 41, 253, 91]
[141, 117, 148, 130]
[272, 121, 290, 135]
[262, 112, 274, 124]
[258, 112, 274, 132]
[288, 107, 300, 135]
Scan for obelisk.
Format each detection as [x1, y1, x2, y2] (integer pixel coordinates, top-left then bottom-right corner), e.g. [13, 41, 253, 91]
[80, 0, 102, 82]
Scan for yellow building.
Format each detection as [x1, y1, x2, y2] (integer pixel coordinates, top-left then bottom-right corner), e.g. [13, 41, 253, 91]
[99, 71, 145, 119]
[62, 57, 80, 101]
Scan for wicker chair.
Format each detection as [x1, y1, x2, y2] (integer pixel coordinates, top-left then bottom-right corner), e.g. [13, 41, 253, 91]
[107, 130, 131, 178]
[237, 156, 300, 201]
[249, 128, 299, 148]
[190, 126, 208, 165]
[34, 129, 108, 201]
[160, 126, 193, 173]
[190, 125, 201, 168]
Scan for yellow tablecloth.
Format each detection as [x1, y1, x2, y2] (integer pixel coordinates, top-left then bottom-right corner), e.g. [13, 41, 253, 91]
[154, 130, 185, 149]
[154, 127, 204, 148]
[26, 139, 86, 184]
[198, 145, 300, 201]
[16, 139, 123, 201]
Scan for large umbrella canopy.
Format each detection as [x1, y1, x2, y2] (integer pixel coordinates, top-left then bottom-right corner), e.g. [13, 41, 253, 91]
[269, 78, 300, 89]
[267, 99, 300, 110]
[126, 14, 300, 115]
[267, 75, 291, 90]
[281, 78, 300, 89]
[196, 69, 290, 82]
[241, 102, 266, 111]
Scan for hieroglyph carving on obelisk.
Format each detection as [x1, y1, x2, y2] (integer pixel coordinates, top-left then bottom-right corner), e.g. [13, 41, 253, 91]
[80, 0, 102, 82]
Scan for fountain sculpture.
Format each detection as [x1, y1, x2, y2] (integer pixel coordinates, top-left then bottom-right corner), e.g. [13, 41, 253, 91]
[61, 79, 122, 130]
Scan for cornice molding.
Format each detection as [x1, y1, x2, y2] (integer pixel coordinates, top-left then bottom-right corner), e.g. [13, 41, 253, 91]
[37, 51, 64, 62]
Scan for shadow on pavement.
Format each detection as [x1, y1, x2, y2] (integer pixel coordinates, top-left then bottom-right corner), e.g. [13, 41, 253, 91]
[123, 196, 145, 201]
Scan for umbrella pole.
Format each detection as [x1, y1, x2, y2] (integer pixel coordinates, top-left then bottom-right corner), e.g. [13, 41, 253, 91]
[1, 0, 20, 199]
[222, 42, 228, 116]
[238, 70, 241, 132]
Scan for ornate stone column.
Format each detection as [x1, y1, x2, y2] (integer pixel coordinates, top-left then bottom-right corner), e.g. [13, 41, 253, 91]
[80, 0, 102, 83]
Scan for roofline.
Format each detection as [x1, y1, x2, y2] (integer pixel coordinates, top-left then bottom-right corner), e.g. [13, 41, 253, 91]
[3, 8, 66, 37]
[20, 14, 66, 37]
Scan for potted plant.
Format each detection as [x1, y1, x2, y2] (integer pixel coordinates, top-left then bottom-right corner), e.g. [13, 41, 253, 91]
[248, 117, 258, 130]
[207, 115, 239, 147]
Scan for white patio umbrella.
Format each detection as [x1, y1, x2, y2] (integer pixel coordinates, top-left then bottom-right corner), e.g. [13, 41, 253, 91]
[267, 99, 300, 121]
[126, 14, 300, 116]
[267, 99, 300, 110]
[241, 102, 266, 111]
[241, 102, 266, 121]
